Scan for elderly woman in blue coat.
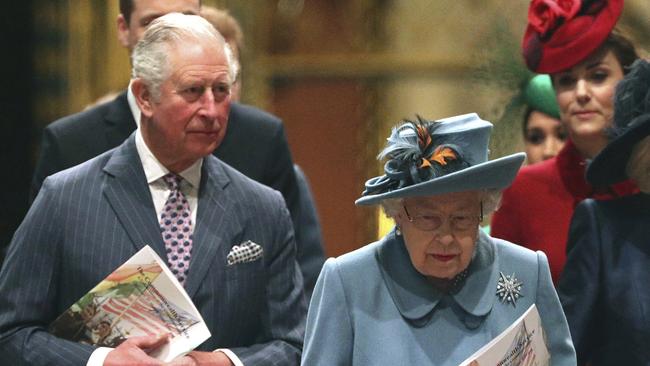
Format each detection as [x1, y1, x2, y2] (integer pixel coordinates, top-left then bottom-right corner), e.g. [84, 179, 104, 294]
[302, 113, 576, 365]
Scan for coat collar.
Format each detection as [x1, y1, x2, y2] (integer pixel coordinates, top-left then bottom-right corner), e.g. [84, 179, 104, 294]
[556, 140, 638, 202]
[104, 91, 137, 148]
[183, 156, 241, 298]
[102, 134, 166, 257]
[378, 229, 498, 328]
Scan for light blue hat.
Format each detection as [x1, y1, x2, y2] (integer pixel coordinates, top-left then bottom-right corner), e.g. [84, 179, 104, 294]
[356, 113, 525, 206]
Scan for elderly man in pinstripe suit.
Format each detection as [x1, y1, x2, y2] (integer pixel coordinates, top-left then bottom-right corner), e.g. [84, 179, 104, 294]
[0, 13, 306, 366]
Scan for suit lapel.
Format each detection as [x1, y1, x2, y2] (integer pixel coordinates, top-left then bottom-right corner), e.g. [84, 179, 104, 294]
[101, 135, 167, 258]
[104, 92, 137, 149]
[184, 157, 242, 298]
[102, 135, 241, 297]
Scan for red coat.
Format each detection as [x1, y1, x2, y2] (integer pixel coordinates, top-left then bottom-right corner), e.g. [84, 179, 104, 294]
[491, 140, 638, 283]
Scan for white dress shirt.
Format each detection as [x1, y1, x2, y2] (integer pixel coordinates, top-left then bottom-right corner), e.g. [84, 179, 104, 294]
[135, 129, 201, 223]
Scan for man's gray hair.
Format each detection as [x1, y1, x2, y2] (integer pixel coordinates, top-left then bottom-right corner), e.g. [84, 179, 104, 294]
[626, 135, 650, 193]
[380, 189, 503, 219]
[131, 12, 239, 100]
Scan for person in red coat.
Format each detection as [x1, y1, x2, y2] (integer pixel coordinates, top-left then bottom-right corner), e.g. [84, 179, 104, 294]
[491, 0, 640, 283]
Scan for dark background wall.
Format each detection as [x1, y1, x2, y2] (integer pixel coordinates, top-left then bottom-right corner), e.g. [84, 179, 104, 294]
[0, 2, 33, 263]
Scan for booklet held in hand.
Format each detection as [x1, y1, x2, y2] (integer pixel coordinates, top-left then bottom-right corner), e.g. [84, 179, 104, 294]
[49, 246, 210, 362]
[459, 304, 549, 366]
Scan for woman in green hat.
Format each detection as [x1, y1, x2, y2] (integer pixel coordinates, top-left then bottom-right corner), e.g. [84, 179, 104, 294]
[522, 74, 567, 165]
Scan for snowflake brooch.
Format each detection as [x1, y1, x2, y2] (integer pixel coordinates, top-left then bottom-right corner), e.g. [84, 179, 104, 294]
[496, 272, 523, 306]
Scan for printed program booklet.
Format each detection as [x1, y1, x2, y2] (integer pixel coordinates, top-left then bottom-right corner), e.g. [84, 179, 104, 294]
[459, 304, 550, 366]
[48, 245, 210, 362]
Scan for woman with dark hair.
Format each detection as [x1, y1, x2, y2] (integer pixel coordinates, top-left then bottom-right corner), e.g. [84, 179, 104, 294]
[522, 74, 567, 164]
[558, 59, 650, 365]
[491, 0, 640, 283]
[302, 114, 576, 365]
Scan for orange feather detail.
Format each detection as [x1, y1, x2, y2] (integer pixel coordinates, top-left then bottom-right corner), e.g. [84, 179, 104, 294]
[429, 146, 457, 166]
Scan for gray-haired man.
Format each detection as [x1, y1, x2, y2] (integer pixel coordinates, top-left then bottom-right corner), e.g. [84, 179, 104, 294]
[0, 13, 305, 366]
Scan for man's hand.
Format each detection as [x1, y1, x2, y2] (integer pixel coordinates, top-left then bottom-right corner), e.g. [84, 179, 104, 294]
[166, 351, 234, 366]
[104, 334, 169, 366]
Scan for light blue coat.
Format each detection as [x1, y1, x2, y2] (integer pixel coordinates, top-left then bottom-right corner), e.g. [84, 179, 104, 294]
[302, 230, 575, 365]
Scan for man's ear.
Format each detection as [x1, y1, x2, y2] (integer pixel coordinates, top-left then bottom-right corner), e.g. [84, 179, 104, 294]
[131, 78, 154, 118]
[116, 14, 131, 49]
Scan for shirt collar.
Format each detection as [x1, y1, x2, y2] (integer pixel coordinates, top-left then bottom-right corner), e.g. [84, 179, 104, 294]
[377, 229, 497, 328]
[135, 128, 202, 188]
[556, 139, 639, 201]
[556, 139, 591, 200]
[127, 80, 141, 129]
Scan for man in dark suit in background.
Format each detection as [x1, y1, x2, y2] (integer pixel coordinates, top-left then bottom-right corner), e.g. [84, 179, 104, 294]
[29, 0, 325, 295]
[0, 13, 306, 365]
[200, 4, 324, 298]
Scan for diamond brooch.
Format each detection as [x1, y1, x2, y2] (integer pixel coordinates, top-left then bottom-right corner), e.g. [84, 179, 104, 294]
[496, 272, 523, 306]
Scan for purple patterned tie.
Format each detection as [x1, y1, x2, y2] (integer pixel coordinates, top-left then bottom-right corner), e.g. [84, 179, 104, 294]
[159, 173, 193, 285]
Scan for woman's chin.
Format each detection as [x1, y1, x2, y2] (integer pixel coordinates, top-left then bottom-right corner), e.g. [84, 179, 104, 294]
[421, 266, 460, 281]
[568, 121, 609, 139]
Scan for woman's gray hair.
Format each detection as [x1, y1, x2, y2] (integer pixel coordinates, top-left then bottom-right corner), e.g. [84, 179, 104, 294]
[380, 198, 404, 219]
[380, 189, 503, 219]
[626, 135, 650, 193]
[481, 189, 503, 215]
[131, 12, 239, 101]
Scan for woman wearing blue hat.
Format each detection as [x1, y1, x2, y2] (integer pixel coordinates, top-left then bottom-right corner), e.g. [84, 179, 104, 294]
[558, 59, 650, 365]
[302, 113, 575, 365]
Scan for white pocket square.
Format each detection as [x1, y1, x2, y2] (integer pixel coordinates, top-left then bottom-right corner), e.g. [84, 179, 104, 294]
[227, 240, 263, 266]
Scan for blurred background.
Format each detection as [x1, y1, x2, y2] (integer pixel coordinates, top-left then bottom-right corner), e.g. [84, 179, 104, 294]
[2, 0, 649, 259]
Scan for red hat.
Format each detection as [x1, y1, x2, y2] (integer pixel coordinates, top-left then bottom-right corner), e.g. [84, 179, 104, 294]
[522, 0, 624, 74]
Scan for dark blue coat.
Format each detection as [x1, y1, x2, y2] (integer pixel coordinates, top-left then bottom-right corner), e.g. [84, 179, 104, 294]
[558, 194, 650, 365]
[0, 135, 307, 364]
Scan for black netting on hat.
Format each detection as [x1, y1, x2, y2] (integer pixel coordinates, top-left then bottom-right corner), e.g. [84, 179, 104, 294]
[610, 59, 650, 138]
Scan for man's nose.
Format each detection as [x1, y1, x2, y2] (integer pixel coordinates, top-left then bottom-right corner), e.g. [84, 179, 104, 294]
[198, 89, 220, 119]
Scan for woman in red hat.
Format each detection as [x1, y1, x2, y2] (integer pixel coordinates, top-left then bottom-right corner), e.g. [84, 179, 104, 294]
[490, 0, 641, 284]
[558, 59, 650, 366]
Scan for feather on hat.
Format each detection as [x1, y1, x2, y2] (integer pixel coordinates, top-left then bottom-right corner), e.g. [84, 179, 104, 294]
[356, 113, 525, 206]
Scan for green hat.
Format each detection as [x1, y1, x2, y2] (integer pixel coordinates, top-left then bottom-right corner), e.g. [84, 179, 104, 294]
[523, 74, 560, 119]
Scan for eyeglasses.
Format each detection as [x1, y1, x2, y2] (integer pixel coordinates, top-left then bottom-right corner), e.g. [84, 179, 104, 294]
[402, 202, 483, 232]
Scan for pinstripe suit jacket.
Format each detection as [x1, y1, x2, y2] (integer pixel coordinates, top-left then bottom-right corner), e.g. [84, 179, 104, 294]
[27, 93, 324, 299]
[0, 135, 306, 365]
